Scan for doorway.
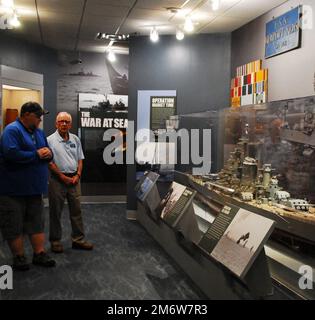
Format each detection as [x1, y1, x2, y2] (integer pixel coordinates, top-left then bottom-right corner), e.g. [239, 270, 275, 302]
[2, 84, 42, 130]
[0, 65, 44, 134]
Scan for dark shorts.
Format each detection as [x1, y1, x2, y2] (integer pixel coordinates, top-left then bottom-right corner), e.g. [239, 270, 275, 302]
[0, 195, 44, 241]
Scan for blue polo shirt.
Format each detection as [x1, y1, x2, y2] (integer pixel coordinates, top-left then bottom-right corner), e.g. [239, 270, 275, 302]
[0, 119, 51, 196]
[47, 130, 84, 173]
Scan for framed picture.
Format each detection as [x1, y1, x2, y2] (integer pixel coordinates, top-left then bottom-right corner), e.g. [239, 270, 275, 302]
[150, 96, 176, 131]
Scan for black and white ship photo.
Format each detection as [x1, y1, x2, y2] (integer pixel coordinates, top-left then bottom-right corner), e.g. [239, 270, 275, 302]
[211, 208, 275, 278]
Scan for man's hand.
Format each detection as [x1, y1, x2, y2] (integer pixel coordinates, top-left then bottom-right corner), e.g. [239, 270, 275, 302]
[37, 147, 52, 159]
[72, 175, 80, 185]
[60, 175, 73, 186]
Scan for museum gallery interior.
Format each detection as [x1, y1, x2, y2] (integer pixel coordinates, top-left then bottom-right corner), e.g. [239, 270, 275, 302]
[0, 0, 315, 300]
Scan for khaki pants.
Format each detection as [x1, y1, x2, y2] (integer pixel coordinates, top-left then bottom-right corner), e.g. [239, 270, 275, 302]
[48, 176, 84, 242]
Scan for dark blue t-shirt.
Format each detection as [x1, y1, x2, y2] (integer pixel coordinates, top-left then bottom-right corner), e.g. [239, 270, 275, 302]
[0, 119, 51, 196]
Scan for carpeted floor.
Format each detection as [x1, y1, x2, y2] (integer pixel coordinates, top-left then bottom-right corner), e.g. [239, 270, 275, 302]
[0, 203, 205, 300]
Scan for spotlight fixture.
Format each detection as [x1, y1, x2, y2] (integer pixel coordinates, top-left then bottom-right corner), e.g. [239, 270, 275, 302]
[0, 0, 21, 28]
[9, 12, 20, 27]
[107, 51, 116, 62]
[176, 29, 185, 41]
[165, 6, 181, 14]
[212, 0, 220, 11]
[150, 27, 159, 42]
[184, 17, 194, 32]
[96, 33, 129, 41]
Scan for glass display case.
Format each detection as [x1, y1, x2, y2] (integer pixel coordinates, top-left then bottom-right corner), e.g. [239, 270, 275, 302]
[174, 96, 315, 298]
[186, 96, 315, 247]
[135, 96, 315, 299]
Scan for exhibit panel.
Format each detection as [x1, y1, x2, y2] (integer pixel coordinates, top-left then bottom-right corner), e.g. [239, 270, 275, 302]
[136, 171, 278, 299]
[78, 93, 128, 184]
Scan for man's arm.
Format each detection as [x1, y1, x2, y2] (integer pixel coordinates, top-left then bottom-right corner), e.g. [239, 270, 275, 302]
[40, 135, 53, 161]
[72, 160, 83, 185]
[2, 128, 38, 164]
[49, 162, 73, 185]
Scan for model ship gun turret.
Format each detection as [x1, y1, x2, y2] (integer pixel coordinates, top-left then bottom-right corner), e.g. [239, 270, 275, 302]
[199, 130, 315, 214]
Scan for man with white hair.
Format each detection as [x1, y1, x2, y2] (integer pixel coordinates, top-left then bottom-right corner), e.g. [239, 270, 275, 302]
[47, 112, 93, 253]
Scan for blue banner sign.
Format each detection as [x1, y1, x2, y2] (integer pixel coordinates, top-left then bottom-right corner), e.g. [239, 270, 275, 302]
[265, 6, 301, 58]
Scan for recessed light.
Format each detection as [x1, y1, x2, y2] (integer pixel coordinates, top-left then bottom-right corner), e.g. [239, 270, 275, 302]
[176, 30, 185, 41]
[150, 27, 159, 42]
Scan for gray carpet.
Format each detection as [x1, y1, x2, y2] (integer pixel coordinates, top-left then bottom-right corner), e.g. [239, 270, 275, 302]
[0, 203, 205, 300]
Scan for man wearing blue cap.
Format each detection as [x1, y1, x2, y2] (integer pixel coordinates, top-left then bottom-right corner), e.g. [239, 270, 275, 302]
[0, 101, 56, 270]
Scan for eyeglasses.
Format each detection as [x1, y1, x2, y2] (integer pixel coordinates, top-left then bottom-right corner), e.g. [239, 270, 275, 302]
[58, 120, 71, 124]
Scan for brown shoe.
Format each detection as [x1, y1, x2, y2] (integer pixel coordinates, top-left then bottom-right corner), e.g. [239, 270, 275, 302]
[72, 240, 93, 251]
[51, 241, 64, 253]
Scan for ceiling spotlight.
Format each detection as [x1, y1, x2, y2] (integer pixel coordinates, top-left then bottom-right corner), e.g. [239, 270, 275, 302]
[150, 27, 159, 42]
[107, 51, 116, 62]
[212, 0, 220, 11]
[96, 33, 129, 41]
[9, 12, 20, 27]
[176, 30, 185, 41]
[184, 17, 194, 32]
[96, 32, 103, 39]
[166, 6, 180, 14]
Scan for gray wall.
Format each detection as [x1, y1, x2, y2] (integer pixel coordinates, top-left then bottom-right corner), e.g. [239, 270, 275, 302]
[127, 34, 231, 210]
[232, 0, 315, 101]
[0, 32, 58, 135]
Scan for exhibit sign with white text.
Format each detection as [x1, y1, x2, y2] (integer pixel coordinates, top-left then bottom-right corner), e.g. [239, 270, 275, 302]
[150, 96, 176, 131]
[78, 93, 127, 183]
[265, 6, 301, 58]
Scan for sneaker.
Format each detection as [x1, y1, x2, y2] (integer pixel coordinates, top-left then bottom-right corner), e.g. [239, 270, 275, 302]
[51, 241, 64, 254]
[32, 252, 56, 267]
[72, 240, 93, 251]
[12, 255, 30, 271]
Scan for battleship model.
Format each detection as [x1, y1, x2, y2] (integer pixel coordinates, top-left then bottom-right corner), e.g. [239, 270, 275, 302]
[188, 135, 315, 247]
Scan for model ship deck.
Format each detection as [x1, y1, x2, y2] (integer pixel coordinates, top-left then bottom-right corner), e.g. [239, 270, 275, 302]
[188, 175, 315, 245]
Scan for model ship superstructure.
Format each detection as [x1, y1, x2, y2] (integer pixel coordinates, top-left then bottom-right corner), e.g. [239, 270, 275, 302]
[202, 136, 314, 213]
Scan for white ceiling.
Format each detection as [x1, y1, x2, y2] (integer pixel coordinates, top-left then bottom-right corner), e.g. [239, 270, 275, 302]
[1, 0, 288, 53]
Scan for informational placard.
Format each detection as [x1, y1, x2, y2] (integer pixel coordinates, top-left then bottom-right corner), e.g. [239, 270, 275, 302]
[150, 96, 176, 131]
[159, 182, 196, 227]
[135, 171, 159, 202]
[78, 93, 127, 183]
[199, 205, 275, 279]
[265, 6, 301, 59]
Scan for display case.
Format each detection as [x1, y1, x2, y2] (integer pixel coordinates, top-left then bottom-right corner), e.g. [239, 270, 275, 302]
[188, 96, 315, 248]
[136, 95, 315, 299]
[177, 95, 315, 299]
